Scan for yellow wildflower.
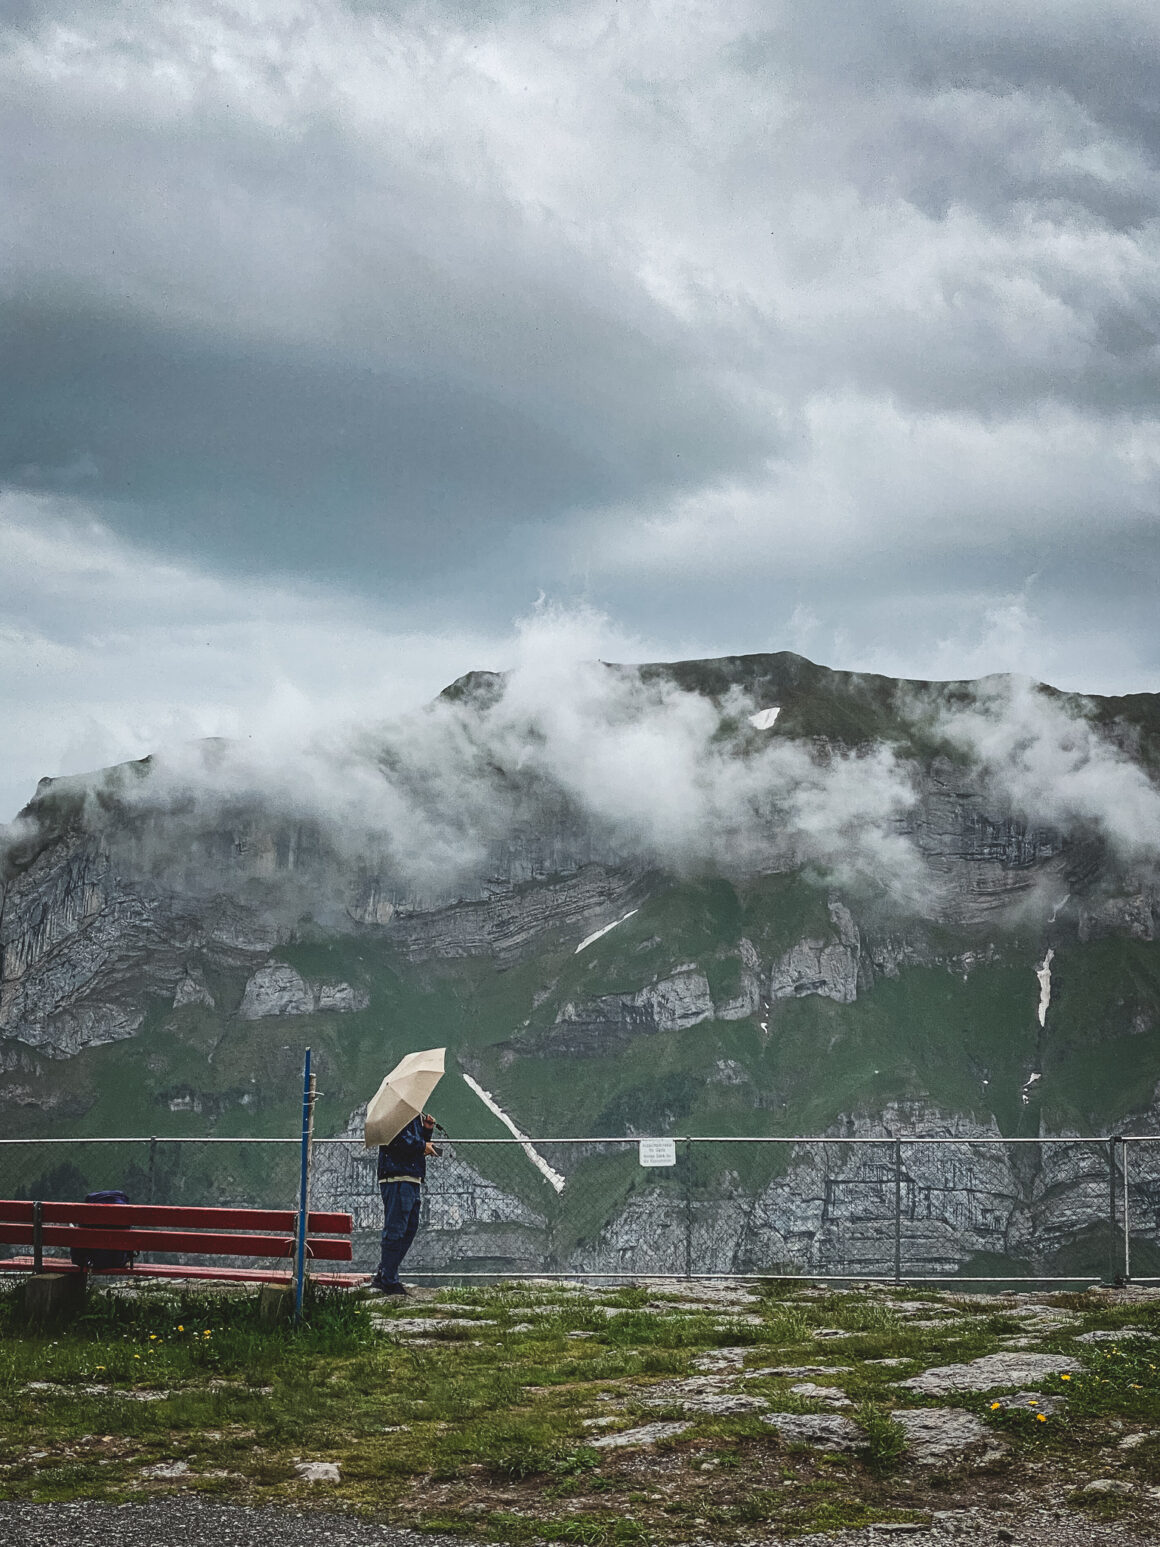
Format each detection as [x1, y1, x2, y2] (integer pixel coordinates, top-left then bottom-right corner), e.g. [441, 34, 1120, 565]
[177, 1325, 184, 1332]
[1036, 1414, 1046, 1423]
[991, 1402, 1001, 1410]
[1060, 1374, 1070, 1381]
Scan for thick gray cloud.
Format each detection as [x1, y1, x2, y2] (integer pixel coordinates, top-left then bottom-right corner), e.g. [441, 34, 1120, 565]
[1, 0, 1158, 816]
[0, 0, 777, 584]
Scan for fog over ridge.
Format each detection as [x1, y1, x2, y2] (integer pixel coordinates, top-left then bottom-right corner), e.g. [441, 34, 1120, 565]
[2, 0, 1158, 806]
[7, 610, 1157, 917]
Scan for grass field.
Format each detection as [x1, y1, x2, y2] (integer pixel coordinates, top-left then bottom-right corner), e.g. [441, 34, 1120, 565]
[2, 1276, 1160, 1542]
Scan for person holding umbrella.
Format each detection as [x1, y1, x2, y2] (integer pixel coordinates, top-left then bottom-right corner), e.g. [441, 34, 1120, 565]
[365, 1048, 445, 1297]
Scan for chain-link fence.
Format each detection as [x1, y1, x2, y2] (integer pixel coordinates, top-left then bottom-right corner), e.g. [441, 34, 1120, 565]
[4, 1132, 1160, 1284]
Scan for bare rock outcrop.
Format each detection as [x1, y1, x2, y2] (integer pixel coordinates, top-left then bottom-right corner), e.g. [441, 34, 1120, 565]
[237, 963, 369, 1019]
[769, 902, 862, 1004]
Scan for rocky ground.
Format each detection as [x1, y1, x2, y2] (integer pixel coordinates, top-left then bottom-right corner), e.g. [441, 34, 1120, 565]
[3, 1276, 1160, 1543]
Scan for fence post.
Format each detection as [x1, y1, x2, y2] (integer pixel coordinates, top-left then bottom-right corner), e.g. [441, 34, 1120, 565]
[683, 1138, 693, 1279]
[893, 1137, 903, 1285]
[32, 1199, 43, 1273]
[147, 1137, 158, 1205]
[1123, 1138, 1132, 1283]
[294, 1048, 316, 1323]
[1108, 1136, 1121, 1285]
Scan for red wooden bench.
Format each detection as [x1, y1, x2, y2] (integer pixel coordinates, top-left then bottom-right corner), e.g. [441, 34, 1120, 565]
[0, 1199, 363, 1286]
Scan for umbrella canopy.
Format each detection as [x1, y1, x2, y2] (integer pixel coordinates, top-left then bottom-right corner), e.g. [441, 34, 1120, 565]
[364, 1047, 446, 1148]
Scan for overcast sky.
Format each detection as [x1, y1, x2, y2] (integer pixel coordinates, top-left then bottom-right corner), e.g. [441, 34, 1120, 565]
[3, 0, 1160, 820]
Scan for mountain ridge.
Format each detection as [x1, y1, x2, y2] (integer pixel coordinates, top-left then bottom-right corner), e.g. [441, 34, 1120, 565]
[2, 652, 1159, 1276]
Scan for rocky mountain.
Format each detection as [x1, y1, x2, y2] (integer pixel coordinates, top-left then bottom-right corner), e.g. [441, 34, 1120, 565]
[2, 652, 1160, 1279]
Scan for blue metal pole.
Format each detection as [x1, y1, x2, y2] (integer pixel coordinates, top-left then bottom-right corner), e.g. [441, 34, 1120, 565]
[294, 1047, 312, 1323]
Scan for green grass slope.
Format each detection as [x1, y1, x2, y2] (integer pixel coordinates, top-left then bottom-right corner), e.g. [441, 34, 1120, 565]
[5, 870, 1160, 1235]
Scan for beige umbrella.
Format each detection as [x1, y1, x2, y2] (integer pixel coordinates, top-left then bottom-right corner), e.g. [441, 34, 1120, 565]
[364, 1046, 446, 1148]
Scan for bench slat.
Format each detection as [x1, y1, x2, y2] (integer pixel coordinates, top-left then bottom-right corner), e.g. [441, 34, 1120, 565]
[0, 1201, 352, 1232]
[0, 1255, 368, 1286]
[0, 1224, 352, 1260]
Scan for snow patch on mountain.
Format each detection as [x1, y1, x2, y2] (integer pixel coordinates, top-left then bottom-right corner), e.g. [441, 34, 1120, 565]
[575, 910, 639, 954]
[461, 1071, 566, 1193]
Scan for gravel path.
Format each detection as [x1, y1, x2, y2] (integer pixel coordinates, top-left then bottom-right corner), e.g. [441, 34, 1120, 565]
[3, 1499, 1160, 1546]
[0, 1499, 469, 1547]
[793, 1506, 1160, 1544]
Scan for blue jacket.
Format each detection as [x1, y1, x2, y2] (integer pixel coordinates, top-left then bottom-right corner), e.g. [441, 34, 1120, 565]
[378, 1116, 427, 1183]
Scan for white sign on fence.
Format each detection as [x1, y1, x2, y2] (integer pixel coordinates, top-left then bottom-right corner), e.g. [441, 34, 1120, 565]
[638, 1137, 677, 1168]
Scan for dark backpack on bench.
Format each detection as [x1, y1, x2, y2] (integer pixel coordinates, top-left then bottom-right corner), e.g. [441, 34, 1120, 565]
[70, 1189, 135, 1271]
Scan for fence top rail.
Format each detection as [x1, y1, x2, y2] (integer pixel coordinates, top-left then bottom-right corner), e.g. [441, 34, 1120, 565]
[410, 1135, 1129, 1146]
[404, 1271, 1108, 1283]
[0, 1133, 1146, 1146]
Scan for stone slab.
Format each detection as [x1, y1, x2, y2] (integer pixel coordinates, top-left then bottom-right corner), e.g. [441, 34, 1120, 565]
[987, 1389, 1067, 1416]
[590, 1421, 691, 1449]
[1075, 1328, 1157, 1343]
[140, 1461, 191, 1479]
[750, 1364, 853, 1377]
[761, 1412, 862, 1452]
[692, 1346, 751, 1371]
[294, 1460, 341, 1482]
[897, 1350, 1081, 1396]
[371, 1316, 497, 1335]
[789, 1381, 853, 1408]
[641, 1376, 769, 1415]
[1119, 1429, 1160, 1450]
[893, 1408, 1006, 1465]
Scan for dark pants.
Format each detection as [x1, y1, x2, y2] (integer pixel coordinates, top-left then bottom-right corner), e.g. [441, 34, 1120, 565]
[376, 1180, 422, 1287]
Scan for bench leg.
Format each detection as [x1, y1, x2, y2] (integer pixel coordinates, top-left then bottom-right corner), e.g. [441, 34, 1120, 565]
[23, 1272, 87, 1325]
[258, 1283, 295, 1325]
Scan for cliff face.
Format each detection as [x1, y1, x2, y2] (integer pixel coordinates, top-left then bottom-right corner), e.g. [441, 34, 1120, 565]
[2, 652, 1159, 1277]
[0, 744, 1129, 1061]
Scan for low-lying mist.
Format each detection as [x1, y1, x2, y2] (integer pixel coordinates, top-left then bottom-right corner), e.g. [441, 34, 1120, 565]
[5, 609, 1158, 914]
